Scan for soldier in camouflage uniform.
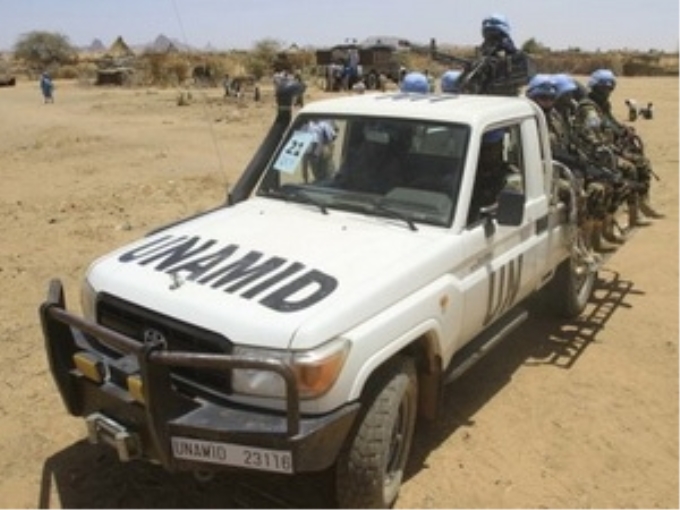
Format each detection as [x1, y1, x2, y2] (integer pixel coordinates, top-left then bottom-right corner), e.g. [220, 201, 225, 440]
[574, 69, 660, 236]
[552, 73, 627, 251]
[589, 71, 661, 220]
[552, 73, 581, 125]
[469, 14, 531, 96]
[525, 74, 599, 265]
[480, 13, 518, 57]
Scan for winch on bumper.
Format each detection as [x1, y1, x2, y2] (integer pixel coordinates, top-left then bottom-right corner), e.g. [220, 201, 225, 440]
[39, 279, 360, 474]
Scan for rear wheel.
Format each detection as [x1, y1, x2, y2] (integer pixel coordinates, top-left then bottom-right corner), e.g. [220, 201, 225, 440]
[545, 251, 596, 318]
[334, 356, 418, 508]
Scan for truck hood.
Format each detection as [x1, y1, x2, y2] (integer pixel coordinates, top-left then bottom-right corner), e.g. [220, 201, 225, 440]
[88, 197, 452, 350]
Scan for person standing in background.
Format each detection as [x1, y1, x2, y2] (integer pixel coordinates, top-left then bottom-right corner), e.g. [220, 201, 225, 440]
[40, 72, 54, 103]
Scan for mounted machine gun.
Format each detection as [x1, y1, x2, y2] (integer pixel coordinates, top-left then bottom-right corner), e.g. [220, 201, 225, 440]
[409, 38, 536, 95]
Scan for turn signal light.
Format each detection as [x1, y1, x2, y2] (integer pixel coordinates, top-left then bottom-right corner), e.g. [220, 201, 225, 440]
[73, 352, 105, 383]
[127, 375, 145, 404]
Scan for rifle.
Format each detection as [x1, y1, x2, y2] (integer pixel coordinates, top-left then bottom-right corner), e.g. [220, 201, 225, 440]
[613, 126, 661, 181]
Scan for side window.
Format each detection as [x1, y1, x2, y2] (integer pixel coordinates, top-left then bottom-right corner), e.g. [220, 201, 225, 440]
[503, 124, 525, 193]
[466, 123, 525, 226]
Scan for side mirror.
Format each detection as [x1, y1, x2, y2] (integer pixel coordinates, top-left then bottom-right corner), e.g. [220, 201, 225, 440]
[496, 188, 525, 226]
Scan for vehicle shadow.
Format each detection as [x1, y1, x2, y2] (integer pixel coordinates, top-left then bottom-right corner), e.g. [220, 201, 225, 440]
[405, 267, 637, 479]
[38, 269, 635, 509]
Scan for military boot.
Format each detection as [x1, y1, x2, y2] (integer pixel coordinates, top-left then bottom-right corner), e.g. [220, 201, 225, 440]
[628, 195, 652, 227]
[580, 219, 595, 252]
[572, 222, 600, 277]
[591, 219, 618, 253]
[602, 214, 625, 244]
[639, 193, 664, 219]
[580, 219, 603, 266]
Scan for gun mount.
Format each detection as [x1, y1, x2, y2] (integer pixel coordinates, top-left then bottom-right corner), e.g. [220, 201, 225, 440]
[409, 38, 536, 96]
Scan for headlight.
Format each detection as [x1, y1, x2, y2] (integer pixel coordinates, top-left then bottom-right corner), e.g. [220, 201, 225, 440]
[80, 278, 97, 321]
[232, 338, 349, 399]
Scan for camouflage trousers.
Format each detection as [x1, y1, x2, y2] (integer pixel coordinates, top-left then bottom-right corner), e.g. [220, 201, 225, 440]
[619, 152, 654, 196]
[584, 181, 608, 219]
[617, 156, 640, 183]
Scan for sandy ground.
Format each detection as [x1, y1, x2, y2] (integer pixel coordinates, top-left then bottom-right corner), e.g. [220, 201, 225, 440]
[0, 77, 677, 508]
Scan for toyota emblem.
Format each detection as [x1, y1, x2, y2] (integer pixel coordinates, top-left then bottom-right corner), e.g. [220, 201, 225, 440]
[142, 327, 168, 349]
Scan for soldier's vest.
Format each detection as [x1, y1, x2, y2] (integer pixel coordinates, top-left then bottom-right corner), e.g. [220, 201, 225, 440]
[575, 98, 614, 147]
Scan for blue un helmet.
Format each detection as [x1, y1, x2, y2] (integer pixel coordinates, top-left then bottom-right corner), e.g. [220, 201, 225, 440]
[440, 70, 462, 93]
[400, 71, 429, 93]
[552, 73, 578, 98]
[482, 13, 511, 39]
[525, 74, 557, 100]
[482, 128, 505, 144]
[588, 69, 616, 91]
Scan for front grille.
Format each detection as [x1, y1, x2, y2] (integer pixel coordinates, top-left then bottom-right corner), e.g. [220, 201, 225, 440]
[95, 293, 233, 395]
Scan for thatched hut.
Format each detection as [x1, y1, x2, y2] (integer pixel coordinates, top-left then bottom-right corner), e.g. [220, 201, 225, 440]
[96, 36, 136, 86]
[107, 36, 135, 58]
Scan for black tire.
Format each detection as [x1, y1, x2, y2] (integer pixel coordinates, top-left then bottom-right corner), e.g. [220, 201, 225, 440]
[545, 254, 596, 318]
[334, 356, 418, 508]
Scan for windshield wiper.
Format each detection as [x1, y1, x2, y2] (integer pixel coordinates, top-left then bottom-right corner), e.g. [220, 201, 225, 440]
[273, 185, 329, 215]
[332, 195, 418, 231]
[372, 200, 418, 231]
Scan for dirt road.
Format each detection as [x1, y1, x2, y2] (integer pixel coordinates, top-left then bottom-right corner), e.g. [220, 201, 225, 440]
[0, 77, 677, 508]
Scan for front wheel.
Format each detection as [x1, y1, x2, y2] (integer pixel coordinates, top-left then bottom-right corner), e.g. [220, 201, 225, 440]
[334, 356, 418, 508]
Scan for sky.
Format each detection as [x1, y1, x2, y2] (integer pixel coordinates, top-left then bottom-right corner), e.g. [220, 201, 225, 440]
[1, 0, 678, 53]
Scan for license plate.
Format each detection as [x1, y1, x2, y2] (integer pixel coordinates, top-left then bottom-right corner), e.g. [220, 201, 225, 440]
[171, 436, 293, 474]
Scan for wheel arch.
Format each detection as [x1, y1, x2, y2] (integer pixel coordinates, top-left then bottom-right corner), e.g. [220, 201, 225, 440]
[351, 325, 443, 422]
[400, 331, 443, 421]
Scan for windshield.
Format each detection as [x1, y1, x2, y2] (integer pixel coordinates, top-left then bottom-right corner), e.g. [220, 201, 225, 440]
[256, 115, 470, 227]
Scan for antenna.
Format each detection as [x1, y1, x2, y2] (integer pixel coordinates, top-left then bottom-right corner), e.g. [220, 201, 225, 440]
[170, 0, 228, 191]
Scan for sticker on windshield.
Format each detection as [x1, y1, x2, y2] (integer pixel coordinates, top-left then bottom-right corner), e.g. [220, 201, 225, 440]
[274, 131, 315, 174]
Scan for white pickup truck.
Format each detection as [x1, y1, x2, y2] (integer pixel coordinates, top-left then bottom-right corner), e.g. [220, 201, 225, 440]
[40, 82, 596, 508]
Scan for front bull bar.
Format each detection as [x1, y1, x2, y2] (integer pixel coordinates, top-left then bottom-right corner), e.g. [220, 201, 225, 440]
[39, 278, 303, 470]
